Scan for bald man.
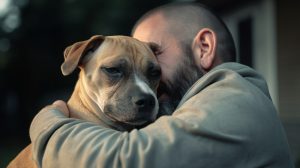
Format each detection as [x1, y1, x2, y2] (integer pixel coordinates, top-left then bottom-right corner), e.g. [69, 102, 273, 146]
[29, 3, 294, 167]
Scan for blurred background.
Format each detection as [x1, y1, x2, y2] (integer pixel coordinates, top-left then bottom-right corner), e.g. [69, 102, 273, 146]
[0, 0, 299, 167]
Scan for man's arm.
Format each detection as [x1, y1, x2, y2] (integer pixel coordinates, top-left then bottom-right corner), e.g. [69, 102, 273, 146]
[30, 102, 247, 168]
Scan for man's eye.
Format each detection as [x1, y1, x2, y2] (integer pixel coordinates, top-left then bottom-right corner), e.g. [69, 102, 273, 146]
[148, 69, 161, 78]
[154, 50, 162, 56]
[148, 42, 162, 56]
[101, 67, 123, 78]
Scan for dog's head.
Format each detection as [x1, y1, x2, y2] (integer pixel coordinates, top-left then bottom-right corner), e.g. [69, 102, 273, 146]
[61, 35, 161, 128]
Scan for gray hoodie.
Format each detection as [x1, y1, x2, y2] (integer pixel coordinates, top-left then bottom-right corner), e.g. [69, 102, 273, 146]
[30, 62, 294, 168]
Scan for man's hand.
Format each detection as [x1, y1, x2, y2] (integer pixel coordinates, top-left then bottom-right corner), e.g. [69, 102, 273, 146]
[51, 100, 69, 117]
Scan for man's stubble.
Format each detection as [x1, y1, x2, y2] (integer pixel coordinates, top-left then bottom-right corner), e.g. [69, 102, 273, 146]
[158, 43, 203, 116]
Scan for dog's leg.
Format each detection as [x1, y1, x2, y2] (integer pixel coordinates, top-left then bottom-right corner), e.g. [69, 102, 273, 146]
[7, 144, 37, 168]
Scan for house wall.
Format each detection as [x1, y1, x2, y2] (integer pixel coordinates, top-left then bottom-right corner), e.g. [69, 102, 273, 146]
[222, 0, 278, 109]
[277, 0, 300, 161]
[221, 0, 300, 161]
[277, 0, 300, 120]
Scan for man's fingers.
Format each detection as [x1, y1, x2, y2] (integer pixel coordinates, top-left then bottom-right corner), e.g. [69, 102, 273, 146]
[52, 100, 69, 117]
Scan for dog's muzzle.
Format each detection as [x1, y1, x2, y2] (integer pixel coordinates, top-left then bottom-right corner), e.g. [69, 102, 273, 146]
[133, 93, 156, 114]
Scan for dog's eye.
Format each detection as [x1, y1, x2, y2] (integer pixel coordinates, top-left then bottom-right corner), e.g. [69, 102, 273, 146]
[101, 67, 123, 78]
[148, 69, 161, 78]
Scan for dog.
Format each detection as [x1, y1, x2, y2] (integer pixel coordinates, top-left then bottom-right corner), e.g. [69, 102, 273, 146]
[8, 35, 161, 167]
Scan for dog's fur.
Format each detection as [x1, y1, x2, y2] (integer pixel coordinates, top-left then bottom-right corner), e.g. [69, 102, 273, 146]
[8, 35, 161, 167]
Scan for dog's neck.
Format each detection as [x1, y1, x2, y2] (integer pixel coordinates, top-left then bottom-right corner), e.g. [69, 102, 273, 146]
[67, 76, 128, 131]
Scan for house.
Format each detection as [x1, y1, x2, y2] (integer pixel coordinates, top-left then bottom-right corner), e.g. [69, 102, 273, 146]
[187, 0, 300, 162]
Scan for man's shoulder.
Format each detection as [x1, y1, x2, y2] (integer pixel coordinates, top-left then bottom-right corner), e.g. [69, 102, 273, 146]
[178, 62, 271, 107]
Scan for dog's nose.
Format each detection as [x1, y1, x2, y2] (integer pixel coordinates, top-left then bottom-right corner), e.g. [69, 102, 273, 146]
[134, 94, 155, 109]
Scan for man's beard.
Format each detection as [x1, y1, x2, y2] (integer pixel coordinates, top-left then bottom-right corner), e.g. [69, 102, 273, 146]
[158, 45, 203, 116]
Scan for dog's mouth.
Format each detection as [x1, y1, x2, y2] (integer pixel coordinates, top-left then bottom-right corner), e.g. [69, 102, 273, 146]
[102, 109, 155, 129]
[121, 116, 155, 130]
[123, 115, 155, 125]
[117, 113, 155, 127]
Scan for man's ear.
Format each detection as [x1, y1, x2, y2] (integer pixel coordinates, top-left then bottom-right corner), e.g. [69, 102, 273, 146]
[61, 35, 105, 76]
[192, 28, 217, 71]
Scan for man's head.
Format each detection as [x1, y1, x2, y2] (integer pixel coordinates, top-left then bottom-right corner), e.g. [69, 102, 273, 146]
[132, 2, 236, 110]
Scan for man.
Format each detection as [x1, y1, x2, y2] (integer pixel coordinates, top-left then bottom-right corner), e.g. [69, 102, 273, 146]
[30, 2, 294, 167]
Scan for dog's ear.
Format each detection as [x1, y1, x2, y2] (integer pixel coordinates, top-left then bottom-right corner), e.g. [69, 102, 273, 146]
[61, 35, 105, 76]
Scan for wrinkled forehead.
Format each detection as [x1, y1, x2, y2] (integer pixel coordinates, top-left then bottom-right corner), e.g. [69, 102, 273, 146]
[97, 36, 156, 61]
[82, 36, 160, 74]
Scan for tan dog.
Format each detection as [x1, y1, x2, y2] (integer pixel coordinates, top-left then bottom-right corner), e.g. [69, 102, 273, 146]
[8, 35, 161, 167]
